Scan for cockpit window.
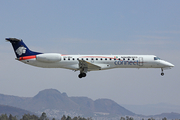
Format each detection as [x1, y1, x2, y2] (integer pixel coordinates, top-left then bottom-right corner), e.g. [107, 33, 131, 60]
[154, 57, 161, 60]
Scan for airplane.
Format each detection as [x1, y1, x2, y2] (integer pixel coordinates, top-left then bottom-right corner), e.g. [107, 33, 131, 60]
[6, 38, 174, 78]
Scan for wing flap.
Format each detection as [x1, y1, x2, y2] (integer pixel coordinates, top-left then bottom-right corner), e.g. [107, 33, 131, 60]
[78, 60, 101, 70]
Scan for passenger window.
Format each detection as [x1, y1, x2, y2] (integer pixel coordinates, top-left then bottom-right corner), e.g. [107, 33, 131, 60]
[128, 58, 130, 60]
[101, 58, 103, 60]
[73, 58, 74, 60]
[77, 58, 79, 60]
[68, 58, 70, 60]
[123, 58, 125, 60]
[82, 58, 83, 60]
[64, 58, 66, 60]
[96, 58, 98, 60]
[86, 58, 88, 60]
[91, 58, 94, 60]
[119, 58, 121, 60]
[110, 58, 111, 60]
[132, 58, 134, 60]
[105, 58, 107, 60]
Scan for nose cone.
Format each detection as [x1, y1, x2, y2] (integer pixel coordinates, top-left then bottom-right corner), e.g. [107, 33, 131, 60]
[160, 60, 174, 68]
[166, 62, 174, 67]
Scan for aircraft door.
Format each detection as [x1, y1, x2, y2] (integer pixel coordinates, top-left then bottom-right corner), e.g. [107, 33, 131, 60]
[139, 57, 143, 66]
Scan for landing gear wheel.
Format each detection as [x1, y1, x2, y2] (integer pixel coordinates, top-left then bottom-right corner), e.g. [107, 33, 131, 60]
[78, 73, 86, 78]
[82, 73, 86, 77]
[78, 74, 82, 78]
[161, 73, 164, 76]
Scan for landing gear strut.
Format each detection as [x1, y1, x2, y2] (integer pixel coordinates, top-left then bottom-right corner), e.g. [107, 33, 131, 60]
[161, 68, 164, 76]
[78, 73, 86, 78]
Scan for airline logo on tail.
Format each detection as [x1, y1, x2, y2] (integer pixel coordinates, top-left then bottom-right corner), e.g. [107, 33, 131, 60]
[16, 46, 27, 56]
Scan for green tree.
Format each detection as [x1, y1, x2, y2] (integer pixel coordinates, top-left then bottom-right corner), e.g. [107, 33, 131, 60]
[148, 118, 155, 120]
[31, 114, 39, 120]
[8, 114, 17, 120]
[129, 117, 134, 120]
[162, 117, 167, 120]
[120, 117, 125, 120]
[20, 114, 39, 120]
[40, 112, 48, 120]
[0, 114, 8, 120]
[72, 117, 78, 120]
[21, 114, 29, 120]
[9, 114, 13, 120]
[66, 116, 71, 120]
[87, 117, 93, 120]
[61, 115, 66, 120]
[126, 116, 129, 120]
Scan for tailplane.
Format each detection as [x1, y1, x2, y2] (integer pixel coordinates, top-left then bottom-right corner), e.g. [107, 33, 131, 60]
[6, 38, 42, 58]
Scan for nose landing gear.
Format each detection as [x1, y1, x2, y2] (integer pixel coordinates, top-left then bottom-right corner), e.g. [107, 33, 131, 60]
[161, 72, 164, 76]
[161, 68, 164, 76]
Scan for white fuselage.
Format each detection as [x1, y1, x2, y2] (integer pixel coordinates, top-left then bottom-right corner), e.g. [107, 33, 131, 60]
[6, 38, 174, 78]
[20, 54, 174, 71]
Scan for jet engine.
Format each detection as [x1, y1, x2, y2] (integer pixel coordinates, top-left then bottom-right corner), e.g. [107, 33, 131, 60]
[36, 53, 61, 63]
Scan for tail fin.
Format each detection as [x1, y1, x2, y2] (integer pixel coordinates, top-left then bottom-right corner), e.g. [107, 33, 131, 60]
[6, 38, 42, 58]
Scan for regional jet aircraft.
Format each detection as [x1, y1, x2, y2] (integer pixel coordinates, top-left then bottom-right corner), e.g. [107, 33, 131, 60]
[6, 38, 174, 78]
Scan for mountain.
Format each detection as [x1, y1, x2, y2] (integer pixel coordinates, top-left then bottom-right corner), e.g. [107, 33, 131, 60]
[94, 99, 134, 116]
[70, 97, 95, 116]
[0, 89, 134, 118]
[152, 112, 180, 119]
[24, 89, 79, 112]
[122, 103, 180, 115]
[1, 89, 179, 119]
[0, 94, 31, 109]
[0, 105, 33, 116]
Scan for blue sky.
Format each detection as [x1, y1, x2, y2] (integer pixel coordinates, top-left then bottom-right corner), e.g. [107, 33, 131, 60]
[0, 0, 180, 115]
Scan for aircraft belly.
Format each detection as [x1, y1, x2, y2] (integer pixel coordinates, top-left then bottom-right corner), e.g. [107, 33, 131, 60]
[21, 60, 77, 69]
[29, 61, 62, 68]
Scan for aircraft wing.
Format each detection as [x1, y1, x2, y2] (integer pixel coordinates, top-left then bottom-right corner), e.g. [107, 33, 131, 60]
[78, 60, 101, 71]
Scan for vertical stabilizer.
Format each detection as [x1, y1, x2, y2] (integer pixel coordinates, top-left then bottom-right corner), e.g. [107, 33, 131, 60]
[6, 38, 42, 58]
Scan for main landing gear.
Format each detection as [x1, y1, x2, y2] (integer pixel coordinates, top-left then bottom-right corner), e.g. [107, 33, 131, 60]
[161, 68, 164, 76]
[78, 73, 86, 78]
[78, 66, 88, 78]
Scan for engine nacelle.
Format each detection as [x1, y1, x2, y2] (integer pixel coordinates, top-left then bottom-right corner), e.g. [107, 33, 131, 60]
[36, 53, 61, 63]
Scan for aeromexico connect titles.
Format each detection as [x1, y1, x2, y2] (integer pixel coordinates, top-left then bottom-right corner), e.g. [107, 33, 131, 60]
[6, 38, 174, 78]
